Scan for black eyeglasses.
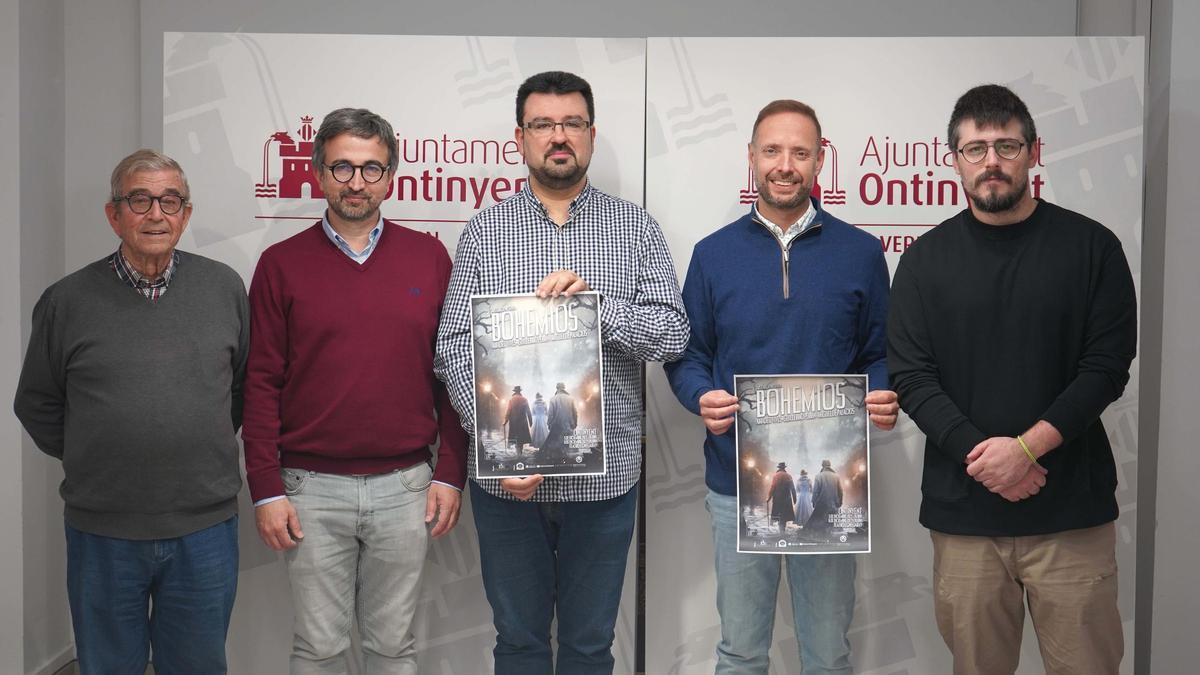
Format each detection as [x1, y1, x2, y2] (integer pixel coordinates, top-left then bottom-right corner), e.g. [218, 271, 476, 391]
[957, 139, 1026, 164]
[324, 162, 388, 184]
[114, 193, 187, 215]
[522, 119, 592, 137]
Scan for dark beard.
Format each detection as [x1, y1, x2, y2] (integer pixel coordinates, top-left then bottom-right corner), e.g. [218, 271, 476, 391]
[525, 164, 585, 190]
[968, 171, 1026, 213]
[529, 144, 589, 190]
[529, 162, 587, 191]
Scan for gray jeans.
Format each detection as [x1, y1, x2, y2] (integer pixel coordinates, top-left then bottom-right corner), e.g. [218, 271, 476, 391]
[282, 463, 433, 675]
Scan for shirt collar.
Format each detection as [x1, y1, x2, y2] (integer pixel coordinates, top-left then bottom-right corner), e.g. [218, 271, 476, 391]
[321, 213, 384, 261]
[112, 247, 178, 289]
[751, 199, 821, 246]
[520, 180, 596, 224]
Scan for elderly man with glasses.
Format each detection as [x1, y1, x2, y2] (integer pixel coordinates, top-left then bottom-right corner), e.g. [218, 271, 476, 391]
[242, 107, 468, 674]
[888, 84, 1137, 675]
[14, 149, 249, 674]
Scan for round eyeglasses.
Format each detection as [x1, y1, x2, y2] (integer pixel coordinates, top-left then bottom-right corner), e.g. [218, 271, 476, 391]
[114, 193, 187, 215]
[522, 119, 592, 137]
[957, 139, 1026, 164]
[324, 162, 388, 184]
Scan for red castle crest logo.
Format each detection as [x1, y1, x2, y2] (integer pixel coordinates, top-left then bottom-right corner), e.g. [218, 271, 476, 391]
[256, 116, 325, 200]
[739, 137, 846, 206]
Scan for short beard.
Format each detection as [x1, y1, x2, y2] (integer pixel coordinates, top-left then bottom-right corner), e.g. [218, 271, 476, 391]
[967, 173, 1027, 214]
[329, 191, 379, 222]
[530, 164, 587, 191]
[755, 174, 811, 212]
[529, 144, 589, 191]
[960, 166, 1027, 210]
[535, 158, 590, 187]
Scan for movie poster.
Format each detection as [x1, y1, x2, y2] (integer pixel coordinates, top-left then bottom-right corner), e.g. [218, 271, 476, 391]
[734, 374, 870, 554]
[471, 292, 606, 478]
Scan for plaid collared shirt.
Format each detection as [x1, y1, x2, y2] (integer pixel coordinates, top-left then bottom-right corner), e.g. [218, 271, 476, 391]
[110, 248, 179, 302]
[435, 182, 689, 501]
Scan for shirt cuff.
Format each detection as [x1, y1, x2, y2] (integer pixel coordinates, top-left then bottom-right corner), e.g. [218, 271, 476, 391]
[431, 480, 462, 492]
[253, 494, 287, 507]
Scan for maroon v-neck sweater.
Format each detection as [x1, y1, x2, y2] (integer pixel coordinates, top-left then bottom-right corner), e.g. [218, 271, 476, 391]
[242, 221, 467, 502]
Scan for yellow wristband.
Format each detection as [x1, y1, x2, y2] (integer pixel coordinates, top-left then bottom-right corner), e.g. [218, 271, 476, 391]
[1016, 435, 1038, 464]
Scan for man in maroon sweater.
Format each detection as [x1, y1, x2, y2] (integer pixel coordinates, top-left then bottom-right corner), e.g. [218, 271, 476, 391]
[242, 107, 468, 675]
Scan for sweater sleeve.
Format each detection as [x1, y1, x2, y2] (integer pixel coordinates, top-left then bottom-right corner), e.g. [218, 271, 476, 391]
[1038, 234, 1137, 444]
[852, 245, 891, 390]
[663, 247, 717, 415]
[13, 290, 67, 459]
[430, 250, 468, 489]
[432, 379, 468, 489]
[242, 253, 289, 502]
[229, 277, 250, 432]
[887, 250, 985, 463]
[597, 214, 690, 363]
[433, 221, 481, 437]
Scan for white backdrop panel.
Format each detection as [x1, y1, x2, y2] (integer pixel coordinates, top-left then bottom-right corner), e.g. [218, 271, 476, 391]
[645, 36, 1143, 675]
[162, 32, 646, 675]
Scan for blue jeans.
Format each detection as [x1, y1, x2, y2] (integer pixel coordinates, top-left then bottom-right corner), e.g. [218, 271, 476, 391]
[282, 464, 433, 675]
[470, 481, 638, 675]
[707, 491, 855, 675]
[65, 516, 239, 675]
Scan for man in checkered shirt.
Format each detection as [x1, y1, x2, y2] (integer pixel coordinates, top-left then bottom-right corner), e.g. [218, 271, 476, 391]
[434, 70, 688, 675]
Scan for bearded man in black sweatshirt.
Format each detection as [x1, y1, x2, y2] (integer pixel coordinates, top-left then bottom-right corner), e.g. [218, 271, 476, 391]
[888, 84, 1136, 675]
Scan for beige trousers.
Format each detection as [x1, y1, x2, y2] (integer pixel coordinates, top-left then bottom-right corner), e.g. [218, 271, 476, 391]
[930, 522, 1122, 675]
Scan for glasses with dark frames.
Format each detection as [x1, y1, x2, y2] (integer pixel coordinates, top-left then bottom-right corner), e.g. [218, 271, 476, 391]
[114, 193, 187, 215]
[957, 139, 1026, 164]
[522, 119, 592, 137]
[324, 162, 388, 184]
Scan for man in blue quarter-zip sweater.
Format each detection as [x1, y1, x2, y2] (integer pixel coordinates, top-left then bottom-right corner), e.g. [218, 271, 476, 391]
[665, 99, 898, 675]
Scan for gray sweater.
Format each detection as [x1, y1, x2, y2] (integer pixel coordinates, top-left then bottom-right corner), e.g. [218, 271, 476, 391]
[14, 252, 249, 539]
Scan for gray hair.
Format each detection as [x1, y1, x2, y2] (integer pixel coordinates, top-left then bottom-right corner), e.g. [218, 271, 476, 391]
[109, 149, 190, 202]
[312, 108, 399, 174]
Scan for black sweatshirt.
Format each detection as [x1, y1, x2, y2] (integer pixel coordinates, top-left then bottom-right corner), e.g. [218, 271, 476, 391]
[887, 200, 1136, 536]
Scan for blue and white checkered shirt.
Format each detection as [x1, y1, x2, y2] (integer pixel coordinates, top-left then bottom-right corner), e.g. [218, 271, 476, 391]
[435, 181, 689, 501]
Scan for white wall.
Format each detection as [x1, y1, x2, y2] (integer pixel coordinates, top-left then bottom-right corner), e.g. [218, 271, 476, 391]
[64, 0, 140, 272]
[19, 1, 71, 673]
[1149, 0, 1200, 671]
[3, 0, 27, 671]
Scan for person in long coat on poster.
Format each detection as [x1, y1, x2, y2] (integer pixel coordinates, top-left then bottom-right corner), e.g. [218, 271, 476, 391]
[531, 392, 549, 448]
[806, 459, 843, 539]
[795, 469, 814, 527]
[505, 386, 533, 456]
[766, 462, 797, 535]
[542, 382, 578, 460]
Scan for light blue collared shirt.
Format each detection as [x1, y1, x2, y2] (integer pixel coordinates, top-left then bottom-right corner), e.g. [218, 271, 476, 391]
[322, 213, 384, 263]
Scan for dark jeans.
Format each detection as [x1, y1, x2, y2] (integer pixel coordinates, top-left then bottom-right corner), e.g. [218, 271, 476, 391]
[65, 516, 238, 675]
[470, 481, 638, 675]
